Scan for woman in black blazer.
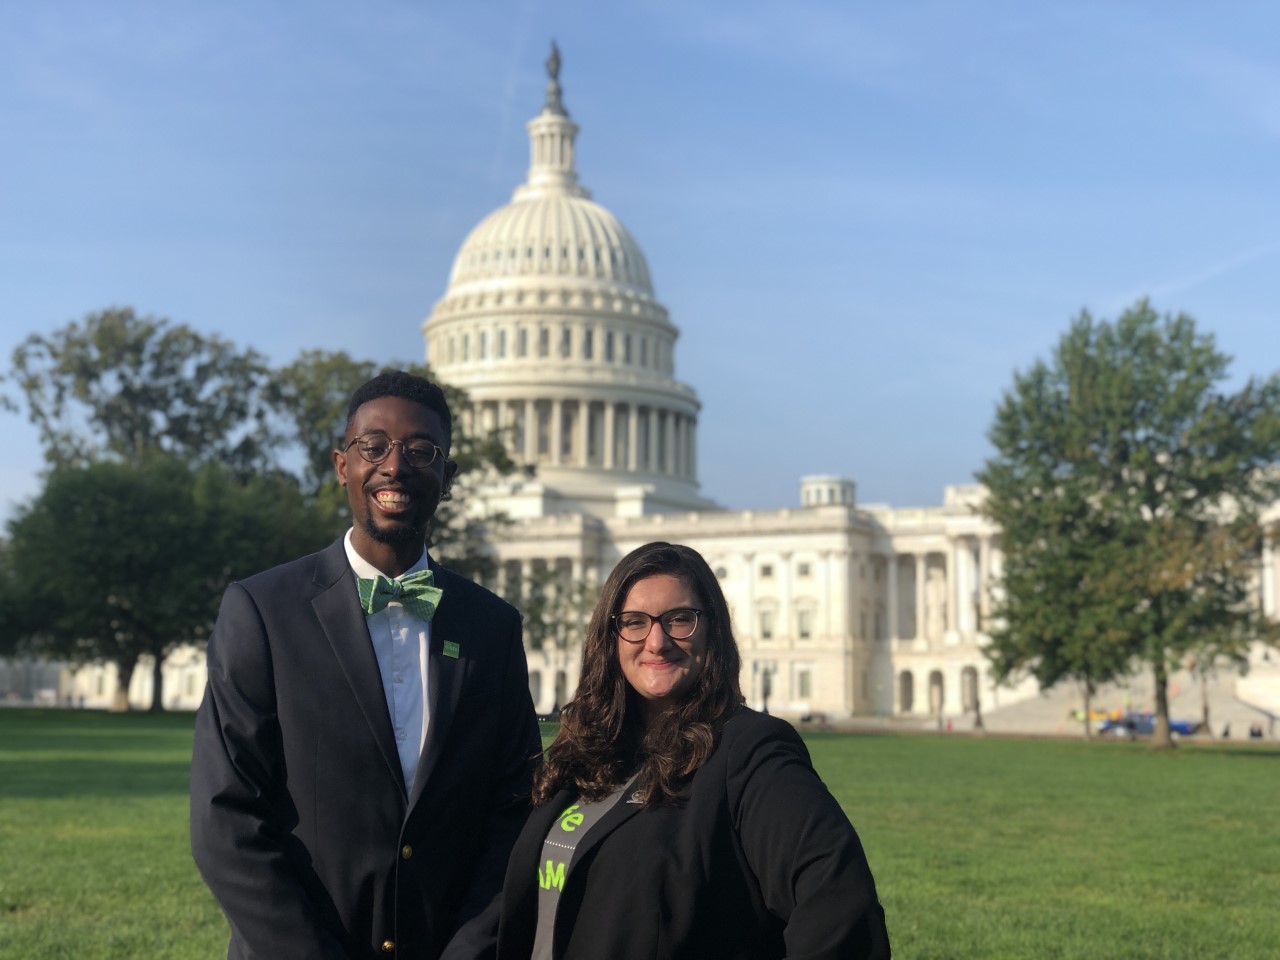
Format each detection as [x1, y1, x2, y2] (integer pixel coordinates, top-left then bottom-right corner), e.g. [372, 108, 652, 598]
[497, 541, 890, 959]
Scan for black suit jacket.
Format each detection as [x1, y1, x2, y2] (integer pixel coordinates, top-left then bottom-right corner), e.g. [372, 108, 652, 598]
[191, 537, 541, 960]
[496, 709, 890, 960]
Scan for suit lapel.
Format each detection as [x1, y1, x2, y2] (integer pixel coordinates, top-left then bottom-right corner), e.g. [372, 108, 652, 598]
[310, 540, 406, 798]
[407, 561, 465, 811]
[561, 781, 646, 884]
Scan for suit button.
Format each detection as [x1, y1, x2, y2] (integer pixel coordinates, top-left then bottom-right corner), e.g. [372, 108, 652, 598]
[401, 844, 413, 860]
[381, 940, 395, 952]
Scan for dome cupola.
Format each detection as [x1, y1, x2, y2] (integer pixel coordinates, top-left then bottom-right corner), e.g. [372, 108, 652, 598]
[423, 44, 711, 518]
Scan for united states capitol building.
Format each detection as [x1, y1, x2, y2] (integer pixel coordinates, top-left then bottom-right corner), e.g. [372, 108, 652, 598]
[46, 56, 1280, 721]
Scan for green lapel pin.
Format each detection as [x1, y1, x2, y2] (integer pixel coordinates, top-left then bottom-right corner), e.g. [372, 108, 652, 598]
[443, 640, 460, 659]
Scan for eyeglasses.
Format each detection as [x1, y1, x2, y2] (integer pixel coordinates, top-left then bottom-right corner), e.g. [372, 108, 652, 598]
[612, 608, 705, 643]
[345, 434, 444, 470]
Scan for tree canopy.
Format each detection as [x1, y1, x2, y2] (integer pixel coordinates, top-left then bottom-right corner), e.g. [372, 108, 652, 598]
[1, 456, 331, 709]
[978, 300, 1280, 747]
[5, 307, 276, 474]
[3, 310, 532, 706]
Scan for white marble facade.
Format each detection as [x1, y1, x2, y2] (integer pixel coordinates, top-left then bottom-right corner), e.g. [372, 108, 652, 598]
[56, 59, 1280, 719]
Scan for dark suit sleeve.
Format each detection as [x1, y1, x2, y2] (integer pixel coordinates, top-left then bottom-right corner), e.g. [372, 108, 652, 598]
[190, 582, 349, 959]
[439, 613, 542, 960]
[727, 723, 891, 960]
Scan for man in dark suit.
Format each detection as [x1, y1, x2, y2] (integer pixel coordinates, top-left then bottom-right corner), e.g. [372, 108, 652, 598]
[191, 370, 541, 959]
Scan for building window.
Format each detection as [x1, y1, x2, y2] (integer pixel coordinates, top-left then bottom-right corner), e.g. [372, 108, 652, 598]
[498, 329, 507, 357]
[760, 610, 774, 640]
[624, 334, 633, 364]
[537, 405, 550, 456]
[462, 334, 470, 361]
[798, 562, 811, 578]
[605, 331, 615, 362]
[640, 338, 648, 367]
[479, 331, 488, 359]
[797, 609, 813, 640]
[760, 564, 774, 579]
[538, 328, 549, 358]
[583, 328, 593, 360]
[560, 326, 572, 359]
[561, 406, 575, 457]
[796, 668, 812, 699]
[517, 328, 528, 357]
[715, 566, 727, 579]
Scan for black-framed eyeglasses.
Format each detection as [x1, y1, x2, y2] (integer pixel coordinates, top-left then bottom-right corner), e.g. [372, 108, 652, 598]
[345, 434, 445, 470]
[612, 608, 705, 643]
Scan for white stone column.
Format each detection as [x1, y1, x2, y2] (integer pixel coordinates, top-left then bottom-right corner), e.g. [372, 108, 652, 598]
[578, 399, 591, 466]
[522, 399, 535, 461]
[647, 407, 659, 473]
[603, 402, 616, 470]
[886, 553, 898, 642]
[672, 415, 683, 477]
[820, 550, 833, 639]
[778, 552, 792, 644]
[665, 412, 675, 476]
[691, 419, 699, 480]
[944, 544, 954, 634]
[915, 554, 926, 642]
[628, 405, 640, 471]
[742, 552, 756, 634]
[551, 398, 564, 466]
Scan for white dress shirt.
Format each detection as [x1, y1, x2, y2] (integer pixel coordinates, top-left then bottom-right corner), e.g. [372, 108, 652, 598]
[343, 529, 432, 795]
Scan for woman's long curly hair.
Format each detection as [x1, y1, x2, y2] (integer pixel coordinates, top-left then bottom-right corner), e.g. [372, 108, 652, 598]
[532, 541, 744, 806]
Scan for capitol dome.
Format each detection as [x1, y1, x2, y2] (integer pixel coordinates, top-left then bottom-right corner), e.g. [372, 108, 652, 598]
[446, 193, 654, 296]
[423, 46, 711, 519]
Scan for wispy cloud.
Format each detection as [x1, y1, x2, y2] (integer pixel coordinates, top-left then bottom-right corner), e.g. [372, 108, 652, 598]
[1103, 241, 1280, 314]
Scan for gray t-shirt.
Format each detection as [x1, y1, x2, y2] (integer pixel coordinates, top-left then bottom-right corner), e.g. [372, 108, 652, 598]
[531, 775, 640, 960]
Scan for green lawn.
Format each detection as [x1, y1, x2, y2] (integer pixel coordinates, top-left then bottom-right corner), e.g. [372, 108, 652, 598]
[1, 710, 1276, 959]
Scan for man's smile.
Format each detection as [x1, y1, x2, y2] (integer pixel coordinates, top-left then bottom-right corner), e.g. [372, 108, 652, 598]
[373, 489, 414, 512]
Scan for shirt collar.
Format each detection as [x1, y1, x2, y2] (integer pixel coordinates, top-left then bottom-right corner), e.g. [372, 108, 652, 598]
[342, 528, 430, 581]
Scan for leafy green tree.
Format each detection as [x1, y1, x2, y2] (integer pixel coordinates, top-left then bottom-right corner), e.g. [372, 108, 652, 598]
[5, 307, 276, 473]
[1, 456, 330, 710]
[979, 300, 1280, 748]
[512, 561, 597, 656]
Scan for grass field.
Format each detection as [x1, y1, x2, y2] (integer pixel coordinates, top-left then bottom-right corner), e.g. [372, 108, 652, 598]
[1, 709, 1276, 959]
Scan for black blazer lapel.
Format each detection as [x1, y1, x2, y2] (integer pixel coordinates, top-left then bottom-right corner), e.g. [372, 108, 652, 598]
[561, 784, 646, 884]
[407, 560, 465, 811]
[310, 539, 406, 798]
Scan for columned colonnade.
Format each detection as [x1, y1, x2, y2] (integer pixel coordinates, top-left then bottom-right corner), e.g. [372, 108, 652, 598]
[461, 396, 697, 479]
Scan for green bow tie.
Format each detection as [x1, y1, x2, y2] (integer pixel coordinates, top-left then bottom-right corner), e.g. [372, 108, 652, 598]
[357, 569, 443, 622]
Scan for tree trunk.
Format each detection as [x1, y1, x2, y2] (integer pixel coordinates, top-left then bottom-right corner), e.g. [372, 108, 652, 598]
[111, 657, 136, 713]
[1151, 659, 1175, 750]
[149, 648, 166, 713]
[1082, 685, 1094, 741]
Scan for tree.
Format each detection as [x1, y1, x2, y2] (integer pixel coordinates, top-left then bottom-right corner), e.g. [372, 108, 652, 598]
[513, 561, 597, 656]
[978, 300, 1280, 748]
[5, 307, 277, 474]
[1, 456, 330, 710]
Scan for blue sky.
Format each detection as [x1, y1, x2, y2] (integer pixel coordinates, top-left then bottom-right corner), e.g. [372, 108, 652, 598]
[3, 1, 1278, 523]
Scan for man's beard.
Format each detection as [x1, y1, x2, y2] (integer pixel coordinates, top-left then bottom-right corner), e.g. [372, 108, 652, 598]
[363, 515, 427, 548]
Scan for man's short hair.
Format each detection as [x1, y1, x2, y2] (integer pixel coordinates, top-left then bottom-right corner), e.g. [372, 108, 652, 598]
[345, 370, 453, 448]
